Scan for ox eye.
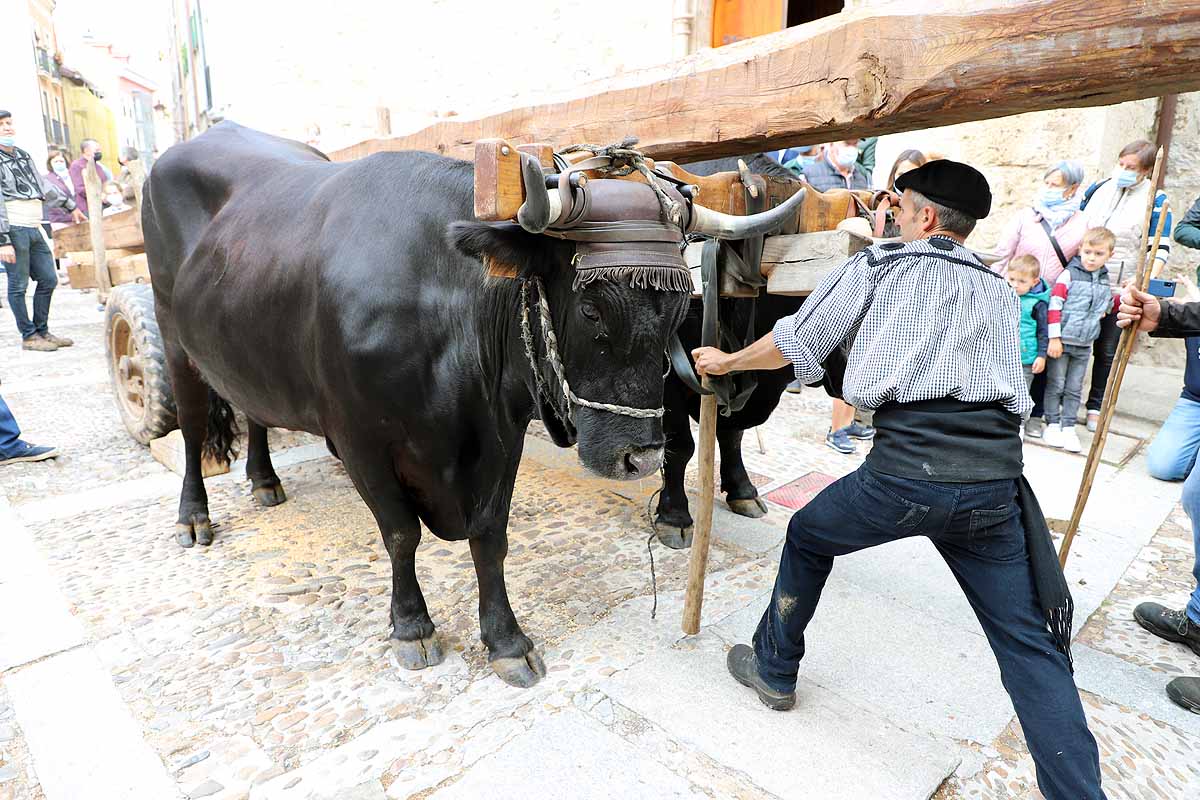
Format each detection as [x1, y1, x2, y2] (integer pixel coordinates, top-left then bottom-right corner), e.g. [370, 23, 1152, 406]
[580, 301, 601, 323]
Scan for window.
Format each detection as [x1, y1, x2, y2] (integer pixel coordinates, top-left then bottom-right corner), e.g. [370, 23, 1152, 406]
[712, 0, 844, 47]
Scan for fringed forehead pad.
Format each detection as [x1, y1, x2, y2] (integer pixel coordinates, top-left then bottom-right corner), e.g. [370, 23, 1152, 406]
[571, 243, 691, 293]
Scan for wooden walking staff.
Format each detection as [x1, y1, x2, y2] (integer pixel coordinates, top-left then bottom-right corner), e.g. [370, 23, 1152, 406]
[82, 158, 110, 303]
[682, 381, 719, 635]
[1057, 148, 1167, 567]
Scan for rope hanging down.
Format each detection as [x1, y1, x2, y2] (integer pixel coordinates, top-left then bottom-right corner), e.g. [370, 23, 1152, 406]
[520, 278, 664, 421]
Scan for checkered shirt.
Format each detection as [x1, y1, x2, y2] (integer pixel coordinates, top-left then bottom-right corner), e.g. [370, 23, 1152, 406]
[771, 236, 1032, 419]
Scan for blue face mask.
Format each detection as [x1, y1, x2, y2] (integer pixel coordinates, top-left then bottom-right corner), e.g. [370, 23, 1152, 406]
[1114, 167, 1141, 188]
[0, 135, 15, 147]
[1039, 187, 1066, 207]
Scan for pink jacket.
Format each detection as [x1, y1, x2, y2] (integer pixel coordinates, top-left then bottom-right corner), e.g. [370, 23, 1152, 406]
[991, 208, 1087, 283]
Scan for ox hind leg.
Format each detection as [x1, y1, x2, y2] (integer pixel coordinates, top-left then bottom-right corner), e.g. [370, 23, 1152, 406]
[339, 444, 443, 670]
[246, 420, 287, 507]
[164, 348, 234, 547]
[653, 396, 695, 550]
[719, 427, 767, 519]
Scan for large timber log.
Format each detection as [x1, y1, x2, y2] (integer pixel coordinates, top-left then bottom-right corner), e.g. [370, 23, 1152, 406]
[331, 0, 1200, 163]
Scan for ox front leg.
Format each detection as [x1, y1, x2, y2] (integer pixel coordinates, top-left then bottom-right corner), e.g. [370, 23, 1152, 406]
[168, 351, 215, 548]
[718, 428, 767, 519]
[470, 532, 546, 688]
[246, 420, 287, 507]
[653, 402, 695, 550]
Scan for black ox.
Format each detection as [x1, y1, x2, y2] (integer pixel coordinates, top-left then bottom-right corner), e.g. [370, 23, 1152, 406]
[654, 154, 806, 548]
[142, 123, 803, 687]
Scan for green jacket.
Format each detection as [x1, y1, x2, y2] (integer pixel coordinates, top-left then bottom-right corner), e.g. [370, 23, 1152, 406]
[1019, 278, 1051, 366]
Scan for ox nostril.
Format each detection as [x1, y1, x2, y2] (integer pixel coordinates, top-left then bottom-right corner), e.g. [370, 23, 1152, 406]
[622, 447, 662, 478]
[624, 452, 641, 476]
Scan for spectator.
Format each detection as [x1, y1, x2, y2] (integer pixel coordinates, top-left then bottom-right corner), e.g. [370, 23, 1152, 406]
[993, 160, 1088, 282]
[857, 136, 879, 183]
[1006, 254, 1050, 438]
[1044, 227, 1118, 452]
[42, 150, 75, 227]
[101, 181, 131, 216]
[774, 145, 819, 172]
[885, 149, 926, 194]
[801, 140, 871, 191]
[1116, 287, 1200, 713]
[68, 138, 113, 216]
[1, 109, 84, 351]
[1176, 194, 1200, 279]
[1080, 139, 1172, 431]
[0, 393, 58, 466]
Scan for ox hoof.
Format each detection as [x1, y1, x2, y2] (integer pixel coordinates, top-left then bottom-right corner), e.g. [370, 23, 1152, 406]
[491, 650, 547, 688]
[654, 525, 694, 550]
[251, 479, 288, 507]
[389, 635, 445, 670]
[176, 514, 213, 548]
[727, 497, 768, 519]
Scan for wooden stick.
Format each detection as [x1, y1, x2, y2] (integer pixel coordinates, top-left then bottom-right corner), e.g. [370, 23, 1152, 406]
[1058, 150, 1166, 567]
[125, 159, 146, 212]
[682, 384, 719, 635]
[83, 159, 110, 302]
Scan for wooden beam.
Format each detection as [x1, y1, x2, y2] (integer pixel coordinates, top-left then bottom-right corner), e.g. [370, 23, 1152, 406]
[53, 208, 143, 257]
[330, 0, 1200, 164]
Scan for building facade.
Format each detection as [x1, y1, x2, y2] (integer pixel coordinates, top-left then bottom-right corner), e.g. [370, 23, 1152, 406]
[28, 0, 70, 155]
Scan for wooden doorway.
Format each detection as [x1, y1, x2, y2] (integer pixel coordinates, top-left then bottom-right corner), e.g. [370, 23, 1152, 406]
[711, 0, 844, 48]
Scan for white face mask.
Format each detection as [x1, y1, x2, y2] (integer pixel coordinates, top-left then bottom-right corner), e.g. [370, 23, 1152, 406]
[51, 162, 68, 175]
[834, 145, 860, 169]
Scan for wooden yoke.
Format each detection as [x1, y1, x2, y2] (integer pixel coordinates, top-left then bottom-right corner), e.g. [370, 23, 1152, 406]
[473, 139, 555, 222]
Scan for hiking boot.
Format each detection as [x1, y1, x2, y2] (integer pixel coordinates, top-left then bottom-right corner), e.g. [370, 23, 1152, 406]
[843, 421, 876, 440]
[1061, 426, 1082, 453]
[1024, 417, 1045, 439]
[726, 644, 795, 711]
[785, 379, 803, 395]
[21, 334, 57, 352]
[825, 427, 855, 455]
[0, 441, 59, 466]
[1133, 602, 1200, 656]
[43, 331, 73, 347]
[1166, 676, 1200, 714]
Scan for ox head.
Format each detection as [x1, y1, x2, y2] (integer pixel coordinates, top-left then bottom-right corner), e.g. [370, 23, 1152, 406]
[450, 149, 805, 481]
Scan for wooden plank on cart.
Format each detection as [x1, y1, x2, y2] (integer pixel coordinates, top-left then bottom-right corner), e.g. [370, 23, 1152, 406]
[53, 208, 143, 258]
[330, 0, 1200, 164]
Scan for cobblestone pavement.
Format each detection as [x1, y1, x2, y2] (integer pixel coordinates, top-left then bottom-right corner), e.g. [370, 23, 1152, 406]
[2, 287, 1198, 799]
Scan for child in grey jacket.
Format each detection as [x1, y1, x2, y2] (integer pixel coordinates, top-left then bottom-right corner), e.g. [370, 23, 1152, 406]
[1044, 227, 1117, 452]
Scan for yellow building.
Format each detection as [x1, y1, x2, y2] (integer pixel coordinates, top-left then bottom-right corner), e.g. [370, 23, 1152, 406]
[28, 0, 69, 155]
[59, 68, 120, 165]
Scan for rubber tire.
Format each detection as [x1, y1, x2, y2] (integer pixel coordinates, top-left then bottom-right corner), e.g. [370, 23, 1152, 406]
[105, 283, 178, 445]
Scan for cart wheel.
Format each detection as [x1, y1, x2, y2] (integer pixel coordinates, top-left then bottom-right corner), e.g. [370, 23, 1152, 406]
[105, 284, 177, 445]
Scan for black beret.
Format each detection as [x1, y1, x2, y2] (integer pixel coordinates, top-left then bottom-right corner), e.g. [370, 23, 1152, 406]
[0, 110, 10, 120]
[895, 159, 991, 220]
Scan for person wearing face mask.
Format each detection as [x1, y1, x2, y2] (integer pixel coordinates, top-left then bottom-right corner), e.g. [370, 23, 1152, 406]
[1079, 140, 1173, 432]
[68, 138, 113, 217]
[100, 180, 131, 216]
[990, 160, 1088, 438]
[0, 110, 86, 351]
[42, 150, 76, 228]
[691, 159, 1106, 800]
[799, 139, 871, 192]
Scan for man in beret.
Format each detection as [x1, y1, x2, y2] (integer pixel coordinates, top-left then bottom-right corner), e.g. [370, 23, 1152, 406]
[692, 160, 1106, 800]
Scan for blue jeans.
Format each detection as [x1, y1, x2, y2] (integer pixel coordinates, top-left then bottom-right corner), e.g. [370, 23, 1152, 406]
[1045, 343, 1092, 428]
[1145, 395, 1200, 626]
[753, 465, 1104, 800]
[3, 225, 58, 340]
[0, 393, 22, 457]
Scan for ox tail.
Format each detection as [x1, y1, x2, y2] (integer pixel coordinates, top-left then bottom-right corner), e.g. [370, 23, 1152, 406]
[203, 389, 240, 465]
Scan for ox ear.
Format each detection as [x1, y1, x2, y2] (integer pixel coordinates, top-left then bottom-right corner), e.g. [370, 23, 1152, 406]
[447, 221, 560, 280]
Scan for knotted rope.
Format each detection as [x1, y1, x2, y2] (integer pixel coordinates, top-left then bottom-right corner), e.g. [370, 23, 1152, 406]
[520, 278, 664, 422]
[560, 137, 683, 227]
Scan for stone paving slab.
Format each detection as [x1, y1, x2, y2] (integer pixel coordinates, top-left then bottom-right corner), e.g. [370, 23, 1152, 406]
[425, 709, 709, 800]
[942, 691, 1200, 799]
[600, 629, 961, 799]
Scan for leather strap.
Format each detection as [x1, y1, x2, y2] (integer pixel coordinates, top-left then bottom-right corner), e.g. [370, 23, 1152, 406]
[1038, 216, 1069, 269]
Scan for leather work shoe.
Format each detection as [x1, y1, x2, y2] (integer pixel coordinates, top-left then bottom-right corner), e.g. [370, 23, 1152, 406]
[1166, 676, 1200, 714]
[43, 331, 73, 347]
[1133, 602, 1200, 657]
[726, 644, 795, 711]
[21, 334, 57, 351]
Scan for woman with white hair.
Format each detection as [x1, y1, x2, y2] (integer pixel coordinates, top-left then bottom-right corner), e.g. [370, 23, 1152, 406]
[992, 160, 1088, 438]
[993, 159, 1088, 282]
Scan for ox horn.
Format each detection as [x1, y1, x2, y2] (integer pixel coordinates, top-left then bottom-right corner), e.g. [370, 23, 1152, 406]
[516, 155, 563, 234]
[688, 187, 807, 240]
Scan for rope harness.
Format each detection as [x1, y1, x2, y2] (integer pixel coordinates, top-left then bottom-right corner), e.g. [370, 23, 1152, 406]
[520, 277, 664, 422]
